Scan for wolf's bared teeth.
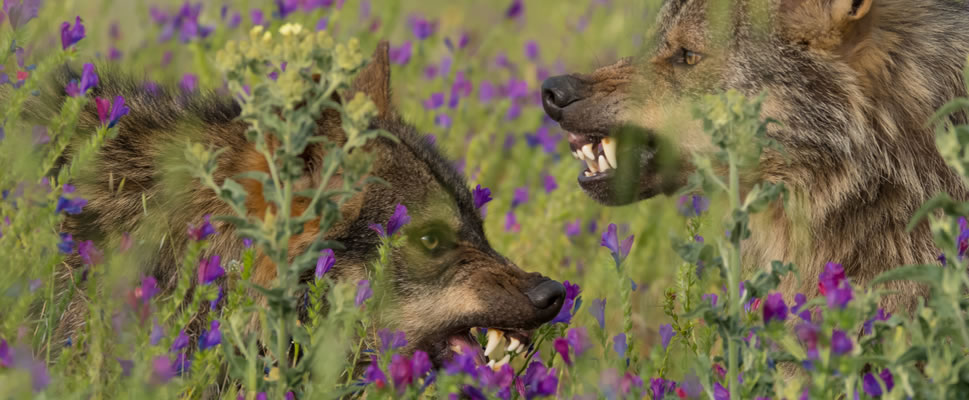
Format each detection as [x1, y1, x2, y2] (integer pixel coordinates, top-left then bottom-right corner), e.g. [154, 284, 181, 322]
[584, 171, 593, 177]
[494, 354, 511, 368]
[572, 150, 582, 160]
[484, 329, 504, 357]
[581, 143, 596, 160]
[486, 359, 496, 368]
[602, 137, 617, 169]
[586, 158, 599, 173]
[451, 344, 464, 354]
[506, 337, 521, 353]
[598, 155, 609, 172]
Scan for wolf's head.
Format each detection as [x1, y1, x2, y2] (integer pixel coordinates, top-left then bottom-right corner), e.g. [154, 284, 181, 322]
[245, 43, 567, 367]
[541, 0, 969, 205]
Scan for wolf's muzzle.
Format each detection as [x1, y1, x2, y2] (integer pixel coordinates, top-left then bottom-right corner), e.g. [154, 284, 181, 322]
[524, 278, 566, 322]
[541, 75, 586, 121]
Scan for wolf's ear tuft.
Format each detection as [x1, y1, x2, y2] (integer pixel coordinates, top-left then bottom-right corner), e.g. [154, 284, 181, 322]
[350, 41, 393, 118]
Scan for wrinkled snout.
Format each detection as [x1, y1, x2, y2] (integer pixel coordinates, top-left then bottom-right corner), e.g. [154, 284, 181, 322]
[541, 75, 588, 122]
[523, 276, 566, 324]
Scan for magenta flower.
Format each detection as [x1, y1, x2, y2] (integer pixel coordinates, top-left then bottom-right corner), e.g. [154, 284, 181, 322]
[153, 3, 214, 43]
[588, 298, 606, 329]
[659, 324, 676, 350]
[0, 338, 10, 367]
[713, 382, 729, 400]
[197, 254, 224, 285]
[315, 249, 335, 279]
[650, 377, 675, 400]
[389, 41, 412, 65]
[198, 320, 221, 350]
[276, 0, 299, 17]
[355, 279, 372, 307]
[411, 350, 432, 377]
[364, 356, 387, 388]
[151, 355, 176, 383]
[95, 96, 130, 128]
[826, 281, 853, 309]
[553, 337, 571, 366]
[60, 16, 85, 49]
[818, 261, 845, 295]
[150, 320, 164, 345]
[830, 329, 853, 355]
[505, 0, 523, 19]
[210, 286, 223, 310]
[378, 329, 407, 353]
[369, 204, 411, 238]
[472, 184, 493, 210]
[65, 63, 98, 97]
[543, 175, 557, 193]
[78, 240, 103, 266]
[566, 327, 590, 356]
[187, 214, 216, 241]
[137, 276, 159, 304]
[181, 73, 198, 92]
[550, 280, 580, 324]
[601, 223, 634, 268]
[388, 354, 414, 392]
[762, 292, 788, 323]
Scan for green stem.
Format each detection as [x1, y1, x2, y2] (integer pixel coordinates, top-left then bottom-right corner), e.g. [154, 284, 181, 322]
[726, 151, 742, 400]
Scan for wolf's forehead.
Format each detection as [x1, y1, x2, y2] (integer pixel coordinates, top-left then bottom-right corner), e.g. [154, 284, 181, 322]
[653, 0, 709, 48]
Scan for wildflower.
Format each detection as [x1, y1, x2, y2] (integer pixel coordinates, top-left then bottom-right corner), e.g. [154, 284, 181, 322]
[659, 324, 676, 350]
[524, 125, 559, 154]
[524, 40, 539, 60]
[445, 347, 479, 377]
[435, 113, 452, 129]
[228, 12, 242, 28]
[411, 350, 432, 377]
[543, 175, 558, 193]
[250, 8, 265, 25]
[390, 41, 412, 65]
[210, 286, 223, 310]
[958, 216, 969, 258]
[315, 249, 335, 279]
[120, 232, 133, 252]
[472, 185, 493, 210]
[151, 355, 176, 383]
[0, 339, 10, 367]
[601, 223, 634, 268]
[702, 293, 718, 307]
[479, 363, 515, 398]
[817, 262, 845, 295]
[588, 298, 606, 329]
[408, 15, 437, 40]
[181, 74, 198, 92]
[198, 255, 224, 285]
[863, 369, 894, 397]
[355, 279, 372, 307]
[713, 382, 729, 400]
[379, 329, 407, 353]
[65, 63, 98, 97]
[505, 0, 523, 19]
[511, 187, 529, 208]
[830, 329, 853, 355]
[564, 219, 582, 238]
[388, 354, 414, 392]
[423, 92, 445, 109]
[676, 195, 709, 217]
[679, 372, 703, 399]
[276, 0, 299, 17]
[791, 293, 810, 321]
[863, 308, 891, 335]
[369, 204, 411, 238]
[505, 211, 520, 233]
[187, 215, 215, 241]
[553, 338, 571, 366]
[60, 16, 85, 49]
[150, 320, 164, 345]
[550, 281, 580, 324]
[198, 320, 221, 350]
[623, 373, 645, 397]
[154, 3, 214, 43]
[762, 292, 788, 323]
[826, 281, 853, 309]
[479, 81, 496, 102]
[78, 240, 103, 266]
[651, 377, 676, 400]
[563, 327, 590, 357]
[506, 79, 529, 99]
[523, 362, 557, 398]
[170, 330, 190, 352]
[4, 0, 42, 29]
[137, 276, 159, 304]
[57, 233, 75, 254]
[95, 95, 130, 128]
[613, 333, 627, 359]
[118, 358, 134, 377]
[56, 195, 87, 215]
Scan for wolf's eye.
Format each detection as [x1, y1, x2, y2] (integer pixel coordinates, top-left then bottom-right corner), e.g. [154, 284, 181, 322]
[676, 48, 702, 66]
[420, 234, 440, 251]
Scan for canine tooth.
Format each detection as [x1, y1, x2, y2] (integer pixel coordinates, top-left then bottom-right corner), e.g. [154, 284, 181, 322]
[484, 329, 504, 357]
[584, 171, 593, 177]
[506, 337, 521, 353]
[598, 155, 609, 172]
[572, 150, 581, 160]
[602, 137, 617, 169]
[451, 345, 464, 354]
[487, 359, 496, 368]
[581, 143, 595, 160]
[495, 354, 511, 368]
[586, 158, 599, 173]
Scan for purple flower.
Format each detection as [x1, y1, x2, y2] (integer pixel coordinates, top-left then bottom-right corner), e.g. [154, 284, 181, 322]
[56, 196, 87, 214]
[830, 329, 853, 355]
[524, 41, 539, 60]
[154, 3, 214, 43]
[588, 298, 606, 329]
[512, 187, 529, 208]
[958, 216, 969, 258]
[390, 41, 412, 65]
[676, 195, 709, 217]
[151, 355, 176, 383]
[60, 16, 85, 49]
[826, 281, 854, 309]
[566, 327, 591, 356]
[181, 73, 198, 92]
[210, 285, 223, 310]
[150, 321, 164, 345]
[78, 240, 103, 266]
[228, 12, 242, 28]
[315, 249, 335, 279]
[613, 333, 627, 359]
[650, 377, 675, 400]
[187, 215, 216, 241]
[117, 358, 134, 377]
[479, 81, 496, 102]
[506, 79, 529, 99]
[389, 354, 414, 392]
[523, 362, 557, 398]
[95, 96, 130, 128]
[250, 8, 264, 25]
[763, 292, 788, 323]
[412, 350, 432, 377]
[424, 92, 445, 109]
[862, 369, 894, 397]
[818, 262, 845, 295]
[445, 347, 479, 377]
[0, 339, 10, 367]
[66, 63, 98, 97]
[198, 320, 221, 350]
[505, 0, 523, 19]
[713, 382, 729, 400]
[505, 211, 520, 232]
[4, 0, 43, 30]
[58, 233, 75, 254]
[363, 356, 387, 388]
[703, 293, 718, 307]
[379, 329, 407, 353]
[524, 126, 559, 154]
[434, 113, 452, 129]
[864, 308, 891, 335]
[601, 223, 634, 268]
[369, 204, 411, 238]
[198, 254, 224, 285]
[550, 281, 581, 324]
[355, 279, 372, 307]
[170, 330, 190, 352]
[552, 337, 571, 366]
[659, 324, 675, 350]
[543, 175, 558, 193]
[791, 293, 810, 321]
[472, 185, 493, 210]
[276, 0, 298, 17]
[138, 276, 159, 304]
[408, 15, 437, 40]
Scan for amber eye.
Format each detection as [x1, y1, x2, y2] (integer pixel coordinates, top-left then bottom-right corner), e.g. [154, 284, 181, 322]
[683, 49, 702, 65]
[420, 234, 440, 251]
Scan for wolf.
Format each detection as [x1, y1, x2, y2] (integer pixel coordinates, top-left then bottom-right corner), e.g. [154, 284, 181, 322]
[39, 42, 565, 367]
[541, 0, 969, 315]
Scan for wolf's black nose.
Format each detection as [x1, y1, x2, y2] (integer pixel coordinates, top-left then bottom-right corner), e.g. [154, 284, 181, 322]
[526, 279, 566, 311]
[542, 75, 584, 122]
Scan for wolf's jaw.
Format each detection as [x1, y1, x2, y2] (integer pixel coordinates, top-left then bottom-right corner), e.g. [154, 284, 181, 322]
[445, 328, 529, 370]
[568, 133, 618, 178]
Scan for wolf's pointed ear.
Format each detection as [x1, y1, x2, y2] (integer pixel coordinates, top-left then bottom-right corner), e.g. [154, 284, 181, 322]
[830, 0, 872, 22]
[778, 0, 874, 48]
[350, 41, 393, 118]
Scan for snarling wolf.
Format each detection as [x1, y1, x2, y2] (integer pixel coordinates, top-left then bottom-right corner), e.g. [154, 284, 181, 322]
[42, 43, 565, 367]
[541, 0, 969, 314]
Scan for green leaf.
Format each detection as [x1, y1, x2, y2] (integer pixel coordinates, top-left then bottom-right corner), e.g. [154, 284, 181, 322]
[870, 264, 943, 288]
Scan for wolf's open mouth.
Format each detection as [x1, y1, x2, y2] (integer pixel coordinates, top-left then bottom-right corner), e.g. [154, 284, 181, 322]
[568, 132, 618, 181]
[441, 328, 531, 369]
